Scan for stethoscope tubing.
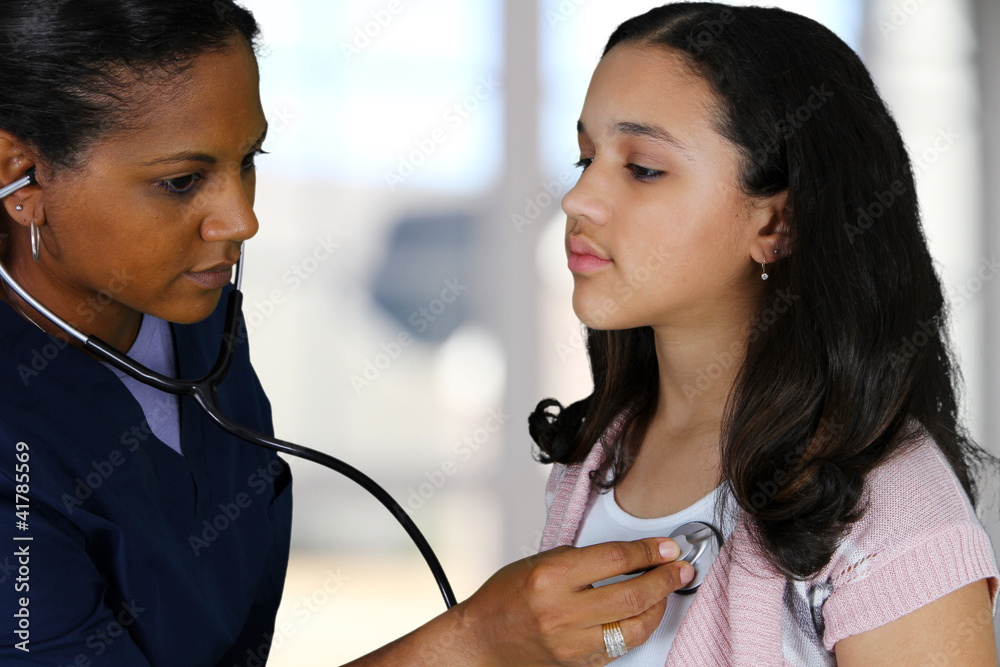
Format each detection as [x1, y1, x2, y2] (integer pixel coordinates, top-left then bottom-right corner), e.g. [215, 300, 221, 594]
[0, 169, 721, 612]
[0, 216, 458, 607]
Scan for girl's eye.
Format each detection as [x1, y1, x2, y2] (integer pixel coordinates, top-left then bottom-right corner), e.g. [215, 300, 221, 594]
[242, 148, 269, 171]
[157, 173, 202, 195]
[627, 164, 664, 182]
[574, 157, 593, 171]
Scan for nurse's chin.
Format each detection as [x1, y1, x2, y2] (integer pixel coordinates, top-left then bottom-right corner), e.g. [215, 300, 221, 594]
[156, 291, 226, 326]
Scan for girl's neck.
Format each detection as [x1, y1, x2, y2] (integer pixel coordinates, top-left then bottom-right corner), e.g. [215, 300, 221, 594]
[614, 323, 746, 518]
[649, 317, 747, 440]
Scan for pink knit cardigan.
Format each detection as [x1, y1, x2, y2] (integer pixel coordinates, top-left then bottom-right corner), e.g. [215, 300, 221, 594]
[540, 432, 999, 665]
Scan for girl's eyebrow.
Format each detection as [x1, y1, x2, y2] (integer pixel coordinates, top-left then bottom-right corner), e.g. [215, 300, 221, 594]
[578, 119, 693, 160]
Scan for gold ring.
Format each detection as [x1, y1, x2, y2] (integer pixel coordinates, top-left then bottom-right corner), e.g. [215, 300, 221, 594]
[602, 621, 628, 658]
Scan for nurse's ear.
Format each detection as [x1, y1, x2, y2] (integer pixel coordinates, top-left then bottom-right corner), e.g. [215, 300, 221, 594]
[0, 130, 47, 229]
[747, 188, 790, 266]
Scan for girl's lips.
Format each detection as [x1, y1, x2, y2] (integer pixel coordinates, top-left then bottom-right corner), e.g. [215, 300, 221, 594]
[184, 267, 233, 289]
[568, 252, 613, 273]
[567, 235, 612, 273]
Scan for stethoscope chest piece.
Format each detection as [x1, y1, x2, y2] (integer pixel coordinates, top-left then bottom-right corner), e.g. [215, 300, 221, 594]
[669, 521, 724, 594]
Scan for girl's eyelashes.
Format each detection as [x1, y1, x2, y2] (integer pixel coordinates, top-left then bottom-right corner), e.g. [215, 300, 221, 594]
[573, 157, 664, 182]
[627, 163, 664, 182]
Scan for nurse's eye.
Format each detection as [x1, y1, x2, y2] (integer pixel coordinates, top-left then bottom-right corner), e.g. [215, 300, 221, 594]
[574, 157, 593, 171]
[627, 164, 664, 182]
[157, 173, 202, 195]
[242, 148, 269, 172]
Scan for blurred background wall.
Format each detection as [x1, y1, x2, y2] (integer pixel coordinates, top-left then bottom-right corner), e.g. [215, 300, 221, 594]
[234, 0, 1000, 662]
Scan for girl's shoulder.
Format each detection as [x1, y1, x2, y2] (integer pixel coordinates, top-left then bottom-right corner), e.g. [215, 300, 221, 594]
[841, 432, 986, 562]
[813, 431, 999, 650]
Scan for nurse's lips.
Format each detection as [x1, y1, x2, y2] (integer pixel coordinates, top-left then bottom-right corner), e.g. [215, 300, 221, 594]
[185, 262, 235, 289]
[567, 236, 612, 273]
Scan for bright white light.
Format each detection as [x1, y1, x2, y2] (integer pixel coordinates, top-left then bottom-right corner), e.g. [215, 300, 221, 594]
[434, 325, 506, 412]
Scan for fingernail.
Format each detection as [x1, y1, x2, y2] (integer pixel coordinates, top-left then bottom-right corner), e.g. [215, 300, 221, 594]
[679, 563, 695, 586]
[659, 540, 680, 560]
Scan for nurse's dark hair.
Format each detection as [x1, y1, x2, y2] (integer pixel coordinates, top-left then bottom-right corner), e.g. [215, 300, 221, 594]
[530, 2, 998, 579]
[0, 0, 259, 167]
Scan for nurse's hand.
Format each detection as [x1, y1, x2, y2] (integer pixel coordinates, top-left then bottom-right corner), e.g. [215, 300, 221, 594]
[347, 537, 692, 666]
[457, 537, 694, 666]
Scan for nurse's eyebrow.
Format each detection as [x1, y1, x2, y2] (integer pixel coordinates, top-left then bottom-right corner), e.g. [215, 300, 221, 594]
[141, 151, 217, 166]
[140, 127, 269, 167]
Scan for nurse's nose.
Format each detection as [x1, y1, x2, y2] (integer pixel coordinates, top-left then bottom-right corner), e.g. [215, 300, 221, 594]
[200, 174, 259, 243]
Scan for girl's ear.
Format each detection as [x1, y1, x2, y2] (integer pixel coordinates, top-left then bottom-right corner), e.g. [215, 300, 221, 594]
[748, 189, 790, 264]
[0, 130, 45, 230]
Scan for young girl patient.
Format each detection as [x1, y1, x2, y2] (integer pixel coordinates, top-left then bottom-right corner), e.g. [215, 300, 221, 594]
[530, 3, 1000, 665]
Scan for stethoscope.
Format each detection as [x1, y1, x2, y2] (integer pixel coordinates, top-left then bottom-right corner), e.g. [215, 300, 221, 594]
[0, 168, 722, 608]
[667, 522, 723, 593]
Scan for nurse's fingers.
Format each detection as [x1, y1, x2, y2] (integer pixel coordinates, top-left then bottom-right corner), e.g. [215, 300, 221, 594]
[594, 596, 669, 663]
[584, 558, 695, 624]
[558, 537, 684, 589]
[454, 538, 692, 666]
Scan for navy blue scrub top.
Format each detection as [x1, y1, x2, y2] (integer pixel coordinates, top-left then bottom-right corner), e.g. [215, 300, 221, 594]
[0, 289, 293, 665]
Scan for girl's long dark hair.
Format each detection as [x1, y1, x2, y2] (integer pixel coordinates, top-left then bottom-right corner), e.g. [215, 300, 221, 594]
[530, 2, 998, 579]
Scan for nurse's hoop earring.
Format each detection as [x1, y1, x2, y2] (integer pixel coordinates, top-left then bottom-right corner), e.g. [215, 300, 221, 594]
[30, 220, 40, 262]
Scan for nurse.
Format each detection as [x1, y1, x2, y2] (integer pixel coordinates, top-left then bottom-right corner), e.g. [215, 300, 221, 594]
[0, 1, 689, 664]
